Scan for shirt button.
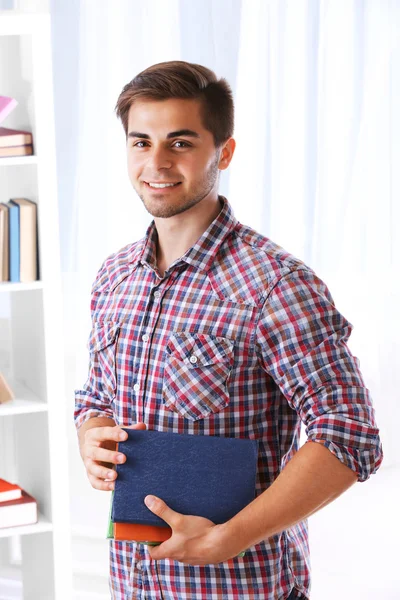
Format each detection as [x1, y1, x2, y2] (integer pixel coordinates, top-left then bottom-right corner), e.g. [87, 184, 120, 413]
[189, 355, 198, 364]
[153, 290, 161, 299]
[133, 383, 140, 392]
[142, 334, 149, 342]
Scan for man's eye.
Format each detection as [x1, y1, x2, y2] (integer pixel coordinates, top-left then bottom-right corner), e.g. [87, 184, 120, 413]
[131, 140, 190, 149]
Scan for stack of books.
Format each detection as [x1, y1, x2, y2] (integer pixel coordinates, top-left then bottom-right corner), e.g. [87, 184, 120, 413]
[107, 428, 258, 556]
[0, 127, 33, 157]
[0, 96, 33, 157]
[0, 198, 39, 282]
[0, 96, 38, 283]
[0, 478, 38, 529]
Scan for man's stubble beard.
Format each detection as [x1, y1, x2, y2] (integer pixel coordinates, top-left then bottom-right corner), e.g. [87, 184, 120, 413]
[137, 152, 220, 219]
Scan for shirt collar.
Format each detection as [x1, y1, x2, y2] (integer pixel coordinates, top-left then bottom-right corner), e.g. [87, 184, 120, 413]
[139, 195, 238, 274]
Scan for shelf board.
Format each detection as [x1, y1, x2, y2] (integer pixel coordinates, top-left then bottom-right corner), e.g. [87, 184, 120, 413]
[0, 156, 38, 167]
[0, 379, 47, 417]
[0, 512, 52, 539]
[0, 281, 43, 293]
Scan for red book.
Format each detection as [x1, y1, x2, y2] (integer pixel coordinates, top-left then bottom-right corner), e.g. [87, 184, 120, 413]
[0, 478, 22, 503]
[0, 489, 38, 529]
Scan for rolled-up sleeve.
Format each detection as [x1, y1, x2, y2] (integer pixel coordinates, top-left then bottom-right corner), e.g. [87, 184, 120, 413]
[256, 267, 383, 482]
[74, 261, 115, 430]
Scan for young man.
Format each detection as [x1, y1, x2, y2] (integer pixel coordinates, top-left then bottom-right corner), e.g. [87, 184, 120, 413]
[74, 61, 382, 600]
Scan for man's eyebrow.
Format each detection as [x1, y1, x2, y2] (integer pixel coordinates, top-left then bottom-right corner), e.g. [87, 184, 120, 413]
[127, 129, 201, 140]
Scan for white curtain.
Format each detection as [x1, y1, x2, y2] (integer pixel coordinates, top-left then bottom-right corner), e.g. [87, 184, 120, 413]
[50, 0, 399, 596]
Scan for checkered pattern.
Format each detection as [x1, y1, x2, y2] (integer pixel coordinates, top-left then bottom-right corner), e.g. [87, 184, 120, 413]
[74, 196, 383, 600]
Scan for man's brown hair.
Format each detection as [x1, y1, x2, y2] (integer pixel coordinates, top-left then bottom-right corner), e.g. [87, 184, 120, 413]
[114, 60, 234, 148]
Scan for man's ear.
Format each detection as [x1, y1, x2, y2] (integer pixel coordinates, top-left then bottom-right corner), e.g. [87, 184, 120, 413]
[218, 137, 236, 171]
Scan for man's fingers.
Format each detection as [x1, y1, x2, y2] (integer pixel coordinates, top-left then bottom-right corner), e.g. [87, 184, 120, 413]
[87, 445, 126, 465]
[86, 425, 128, 444]
[83, 423, 147, 492]
[88, 472, 115, 491]
[87, 458, 117, 481]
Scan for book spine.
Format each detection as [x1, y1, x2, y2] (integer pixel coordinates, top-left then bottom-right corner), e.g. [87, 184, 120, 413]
[8, 204, 20, 282]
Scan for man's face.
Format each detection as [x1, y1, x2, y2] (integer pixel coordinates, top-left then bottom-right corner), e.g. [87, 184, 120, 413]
[126, 98, 223, 219]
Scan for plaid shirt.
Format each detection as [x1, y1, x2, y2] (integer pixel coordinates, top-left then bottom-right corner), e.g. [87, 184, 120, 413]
[74, 196, 382, 600]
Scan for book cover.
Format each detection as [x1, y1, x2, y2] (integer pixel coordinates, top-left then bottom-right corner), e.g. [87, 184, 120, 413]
[9, 198, 38, 282]
[0, 204, 9, 281]
[112, 429, 258, 528]
[5, 201, 19, 282]
[0, 97, 18, 125]
[0, 145, 33, 158]
[0, 479, 22, 503]
[0, 127, 32, 148]
[0, 489, 38, 529]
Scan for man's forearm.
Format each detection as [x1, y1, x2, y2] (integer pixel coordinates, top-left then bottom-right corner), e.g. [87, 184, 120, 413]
[218, 440, 358, 554]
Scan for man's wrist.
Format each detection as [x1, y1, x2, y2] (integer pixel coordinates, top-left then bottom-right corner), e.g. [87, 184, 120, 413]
[211, 521, 248, 559]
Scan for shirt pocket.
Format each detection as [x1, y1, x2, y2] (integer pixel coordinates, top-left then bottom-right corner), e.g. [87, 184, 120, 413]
[162, 332, 234, 421]
[88, 321, 120, 399]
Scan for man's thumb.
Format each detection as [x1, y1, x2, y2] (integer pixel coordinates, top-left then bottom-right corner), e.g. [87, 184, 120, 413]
[144, 495, 177, 527]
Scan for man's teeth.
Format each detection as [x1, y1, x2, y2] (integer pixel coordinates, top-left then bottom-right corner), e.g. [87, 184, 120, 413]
[148, 182, 179, 188]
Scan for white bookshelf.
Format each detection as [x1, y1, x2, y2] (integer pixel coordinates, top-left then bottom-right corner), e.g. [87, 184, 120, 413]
[0, 11, 72, 600]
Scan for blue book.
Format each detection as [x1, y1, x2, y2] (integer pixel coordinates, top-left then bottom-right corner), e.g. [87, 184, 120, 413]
[6, 200, 20, 282]
[112, 429, 258, 528]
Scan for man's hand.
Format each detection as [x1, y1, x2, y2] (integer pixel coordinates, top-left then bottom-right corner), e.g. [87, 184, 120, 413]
[144, 495, 241, 565]
[80, 422, 146, 491]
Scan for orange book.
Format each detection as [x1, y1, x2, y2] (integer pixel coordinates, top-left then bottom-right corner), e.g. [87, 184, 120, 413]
[113, 521, 172, 542]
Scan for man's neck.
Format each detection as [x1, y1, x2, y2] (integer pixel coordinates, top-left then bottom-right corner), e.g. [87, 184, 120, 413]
[154, 195, 222, 277]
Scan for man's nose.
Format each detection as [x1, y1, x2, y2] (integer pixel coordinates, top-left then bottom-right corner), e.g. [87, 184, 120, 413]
[147, 146, 172, 170]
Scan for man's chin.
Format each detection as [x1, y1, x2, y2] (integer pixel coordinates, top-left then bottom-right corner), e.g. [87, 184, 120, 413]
[140, 194, 202, 220]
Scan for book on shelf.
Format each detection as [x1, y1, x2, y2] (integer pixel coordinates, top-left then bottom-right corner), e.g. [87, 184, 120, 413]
[9, 198, 38, 281]
[0, 489, 38, 529]
[0, 96, 18, 124]
[0, 479, 22, 503]
[3, 200, 19, 282]
[0, 127, 32, 148]
[0, 198, 39, 283]
[0, 144, 33, 157]
[0, 373, 14, 404]
[0, 204, 9, 281]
